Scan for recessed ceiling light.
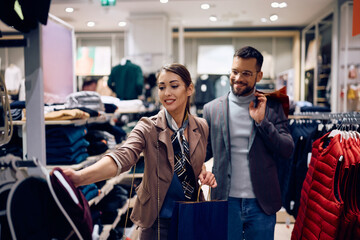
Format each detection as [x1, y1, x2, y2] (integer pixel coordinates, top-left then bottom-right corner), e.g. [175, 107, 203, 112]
[271, 2, 279, 8]
[65, 7, 74, 13]
[279, 2, 287, 8]
[270, 14, 278, 21]
[87, 21, 95, 27]
[160, 0, 168, 3]
[201, 3, 210, 10]
[118, 21, 127, 27]
[261, 18, 268, 23]
[209, 15, 217, 22]
[271, 2, 287, 8]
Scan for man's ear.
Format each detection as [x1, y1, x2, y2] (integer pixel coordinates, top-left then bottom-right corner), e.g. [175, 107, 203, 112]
[256, 71, 263, 83]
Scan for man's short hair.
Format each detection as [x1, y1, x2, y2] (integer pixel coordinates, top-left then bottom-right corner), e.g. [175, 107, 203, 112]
[234, 46, 264, 71]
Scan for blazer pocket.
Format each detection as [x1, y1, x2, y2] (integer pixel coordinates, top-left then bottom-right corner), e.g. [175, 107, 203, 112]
[135, 184, 151, 205]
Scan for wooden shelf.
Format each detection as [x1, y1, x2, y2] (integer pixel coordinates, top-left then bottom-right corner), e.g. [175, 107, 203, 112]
[317, 98, 328, 102]
[316, 86, 326, 90]
[13, 114, 112, 126]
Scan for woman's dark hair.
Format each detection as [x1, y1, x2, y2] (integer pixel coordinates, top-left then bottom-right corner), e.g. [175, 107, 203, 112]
[234, 46, 264, 72]
[158, 63, 193, 113]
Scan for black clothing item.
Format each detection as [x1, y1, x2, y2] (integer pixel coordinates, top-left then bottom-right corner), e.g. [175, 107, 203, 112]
[10, 101, 26, 109]
[104, 103, 118, 113]
[0, 0, 51, 33]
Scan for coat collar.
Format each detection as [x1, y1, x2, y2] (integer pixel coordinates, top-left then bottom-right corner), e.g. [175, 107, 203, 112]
[155, 109, 200, 167]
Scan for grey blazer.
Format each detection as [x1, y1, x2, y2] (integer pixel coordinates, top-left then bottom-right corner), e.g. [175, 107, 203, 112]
[108, 109, 209, 228]
[203, 92, 294, 215]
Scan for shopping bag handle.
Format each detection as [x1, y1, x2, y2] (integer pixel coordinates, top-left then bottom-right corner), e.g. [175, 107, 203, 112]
[197, 184, 211, 202]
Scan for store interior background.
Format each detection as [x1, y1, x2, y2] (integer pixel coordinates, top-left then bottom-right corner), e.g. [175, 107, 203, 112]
[1, 0, 359, 114]
[0, 0, 359, 239]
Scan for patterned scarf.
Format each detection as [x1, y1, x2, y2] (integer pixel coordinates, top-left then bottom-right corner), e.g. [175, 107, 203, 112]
[165, 109, 196, 200]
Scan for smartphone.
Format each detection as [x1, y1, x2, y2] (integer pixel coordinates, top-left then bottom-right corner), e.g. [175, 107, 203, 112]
[253, 97, 259, 108]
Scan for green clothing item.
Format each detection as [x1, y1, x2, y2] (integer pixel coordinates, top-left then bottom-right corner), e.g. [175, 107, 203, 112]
[108, 60, 143, 100]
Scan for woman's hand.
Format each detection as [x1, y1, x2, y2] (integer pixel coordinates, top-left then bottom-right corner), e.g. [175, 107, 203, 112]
[198, 164, 217, 188]
[62, 168, 82, 187]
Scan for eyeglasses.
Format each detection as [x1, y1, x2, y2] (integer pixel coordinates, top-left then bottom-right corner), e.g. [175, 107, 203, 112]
[230, 70, 258, 79]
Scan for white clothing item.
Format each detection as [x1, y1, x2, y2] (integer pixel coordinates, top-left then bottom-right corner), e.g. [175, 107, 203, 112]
[261, 51, 275, 79]
[5, 64, 22, 93]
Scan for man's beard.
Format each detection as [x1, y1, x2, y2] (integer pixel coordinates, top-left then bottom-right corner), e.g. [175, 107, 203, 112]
[230, 80, 256, 97]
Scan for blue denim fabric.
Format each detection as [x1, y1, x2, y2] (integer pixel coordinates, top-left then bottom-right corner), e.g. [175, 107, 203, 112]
[47, 147, 88, 165]
[46, 126, 87, 147]
[228, 197, 276, 240]
[46, 138, 89, 155]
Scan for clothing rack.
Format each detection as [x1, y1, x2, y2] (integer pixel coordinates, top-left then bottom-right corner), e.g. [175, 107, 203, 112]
[289, 112, 360, 120]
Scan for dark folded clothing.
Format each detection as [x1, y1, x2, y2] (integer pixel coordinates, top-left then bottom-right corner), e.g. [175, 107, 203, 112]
[87, 141, 108, 156]
[92, 185, 128, 224]
[10, 101, 26, 109]
[79, 184, 99, 201]
[47, 138, 90, 154]
[47, 148, 88, 165]
[46, 126, 87, 146]
[87, 122, 126, 143]
[85, 130, 107, 143]
[10, 109, 22, 120]
[104, 103, 117, 113]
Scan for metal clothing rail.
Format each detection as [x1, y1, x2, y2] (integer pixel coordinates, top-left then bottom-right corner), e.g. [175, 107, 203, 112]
[289, 112, 360, 120]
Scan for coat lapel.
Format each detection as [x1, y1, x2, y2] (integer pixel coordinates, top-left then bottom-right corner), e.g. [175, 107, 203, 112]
[188, 115, 200, 163]
[219, 95, 230, 155]
[155, 110, 174, 168]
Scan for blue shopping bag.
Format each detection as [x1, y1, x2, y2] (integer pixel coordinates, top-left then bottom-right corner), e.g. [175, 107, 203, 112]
[168, 198, 228, 240]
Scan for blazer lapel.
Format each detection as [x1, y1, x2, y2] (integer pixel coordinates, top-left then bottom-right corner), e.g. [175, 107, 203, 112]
[219, 95, 230, 155]
[188, 115, 200, 162]
[156, 110, 174, 168]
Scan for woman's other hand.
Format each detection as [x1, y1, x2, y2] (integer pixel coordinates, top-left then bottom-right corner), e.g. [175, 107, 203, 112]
[198, 164, 217, 188]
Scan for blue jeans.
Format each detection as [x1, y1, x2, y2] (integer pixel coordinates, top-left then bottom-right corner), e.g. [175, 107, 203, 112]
[228, 197, 276, 240]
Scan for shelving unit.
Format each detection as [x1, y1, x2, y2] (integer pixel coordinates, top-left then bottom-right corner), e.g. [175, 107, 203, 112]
[339, 1, 360, 112]
[300, 2, 338, 111]
[301, 11, 333, 107]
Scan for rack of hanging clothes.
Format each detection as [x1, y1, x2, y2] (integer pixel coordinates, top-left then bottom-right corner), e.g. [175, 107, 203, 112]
[0, 154, 93, 240]
[289, 112, 360, 240]
[280, 112, 336, 219]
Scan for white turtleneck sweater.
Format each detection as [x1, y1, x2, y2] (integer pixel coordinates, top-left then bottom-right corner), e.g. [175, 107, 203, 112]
[228, 89, 256, 198]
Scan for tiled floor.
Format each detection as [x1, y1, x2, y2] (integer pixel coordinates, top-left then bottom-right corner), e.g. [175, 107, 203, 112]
[275, 223, 294, 240]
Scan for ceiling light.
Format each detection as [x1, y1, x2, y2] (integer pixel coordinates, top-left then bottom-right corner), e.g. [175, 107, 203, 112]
[65, 7, 74, 13]
[87, 21, 95, 27]
[269, 14, 278, 21]
[160, 0, 168, 3]
[118, 21, 127, 27]
[209, 15, 217, 22]
[201, 3, 210, 10]
[279, 2, 287, 8]
[261, 18, 268, 23]
[271, 2, 279, 8]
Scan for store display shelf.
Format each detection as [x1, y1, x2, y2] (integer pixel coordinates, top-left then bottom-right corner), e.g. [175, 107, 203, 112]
[99, 195, 137, 240]
[12, 115, 111, 126]
[88, 169, 131, 207]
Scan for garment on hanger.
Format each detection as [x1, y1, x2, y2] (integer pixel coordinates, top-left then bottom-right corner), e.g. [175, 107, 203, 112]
[261, 51, 275, 79]
[107, 59, 144, 100]
[291, 119, 360, 240]
[4, 64, 22, 95]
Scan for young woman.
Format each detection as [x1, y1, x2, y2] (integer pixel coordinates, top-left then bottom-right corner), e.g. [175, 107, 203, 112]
[63, 63, 217, 239]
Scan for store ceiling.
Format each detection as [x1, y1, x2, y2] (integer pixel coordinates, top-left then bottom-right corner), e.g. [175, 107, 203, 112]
[1, 0, 335, 33]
